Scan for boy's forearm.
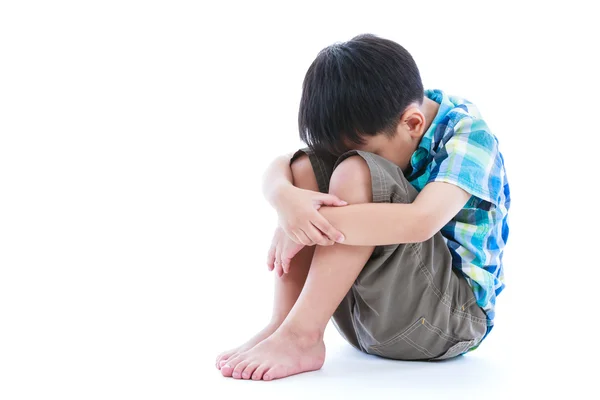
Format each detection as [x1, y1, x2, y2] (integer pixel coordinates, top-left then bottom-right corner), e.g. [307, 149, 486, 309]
[262, 153, 295, 205]
[319, 203, 432, 245]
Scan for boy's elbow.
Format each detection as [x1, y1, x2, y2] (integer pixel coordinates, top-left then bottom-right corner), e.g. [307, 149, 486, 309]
[410, 209, 437, 243]
[420, 226, 437, 242]
[411, 225, 435, 243]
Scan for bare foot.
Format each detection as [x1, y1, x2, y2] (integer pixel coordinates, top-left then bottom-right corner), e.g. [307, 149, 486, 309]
[220, 326, 325, 381]
[215, 324, 278, 369]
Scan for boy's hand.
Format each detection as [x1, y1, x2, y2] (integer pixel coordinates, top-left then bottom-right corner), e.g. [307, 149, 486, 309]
[267, 227, 305, 277]
[274, 186, 347, 246]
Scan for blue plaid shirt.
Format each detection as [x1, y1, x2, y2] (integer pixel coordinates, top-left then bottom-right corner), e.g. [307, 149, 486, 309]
[407, 89, 511, 335]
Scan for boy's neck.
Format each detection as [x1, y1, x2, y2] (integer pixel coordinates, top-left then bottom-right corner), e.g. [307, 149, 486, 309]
[421, 97, 440, 135]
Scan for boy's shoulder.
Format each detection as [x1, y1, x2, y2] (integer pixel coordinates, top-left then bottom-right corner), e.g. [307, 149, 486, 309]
[425, 90, 508, 210]
[432, 90, 486, 129]
[427, 89, 498, 149]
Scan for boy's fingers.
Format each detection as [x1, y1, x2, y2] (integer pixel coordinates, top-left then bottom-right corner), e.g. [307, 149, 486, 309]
[317, 194, 348, 207]
[266, 244, 276, 271]
[267, 229, 281, 271]
[304, 224, 328, 246]
[283, 227, 302, 244]
[281, 255, 291, 273]
[313, 215, 345, 243]
[317, 236, 334, 246]
[294, 230, 312, 246]
[280, 242, 289, 273]
[274, 244, 283, 273]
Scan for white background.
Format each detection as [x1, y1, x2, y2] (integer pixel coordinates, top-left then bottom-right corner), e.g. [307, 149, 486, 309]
[1, 1, 598, 399]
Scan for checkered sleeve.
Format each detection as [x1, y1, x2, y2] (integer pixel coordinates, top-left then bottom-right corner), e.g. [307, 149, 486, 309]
[427, 116, 503, 207]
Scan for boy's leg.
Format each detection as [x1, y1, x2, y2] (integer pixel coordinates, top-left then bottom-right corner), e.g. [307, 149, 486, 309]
[215, 154, 322, 368]
[221, 149, 489, 380]
[220, 155, 376, 381]
[326, 152, 488, 361]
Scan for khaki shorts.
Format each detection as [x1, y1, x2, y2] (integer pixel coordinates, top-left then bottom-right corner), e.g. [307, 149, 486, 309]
[291, 148, 488, 361]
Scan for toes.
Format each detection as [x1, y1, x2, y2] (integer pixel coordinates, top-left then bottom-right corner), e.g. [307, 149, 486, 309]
[242, 362, 259, 380]
[215, 353, 224, 368]
[252, 363, 270, 381]
[263, 365, 284, 381]
[220, 355, 242, 377]
[220, 364, 233, 377]
[263, 369, 273, 381]
[232, 359, 251, 379]
[216, 353, 232, 370]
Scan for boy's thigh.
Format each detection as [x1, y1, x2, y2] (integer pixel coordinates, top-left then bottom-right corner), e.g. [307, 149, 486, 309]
[334, 232, 488, 361]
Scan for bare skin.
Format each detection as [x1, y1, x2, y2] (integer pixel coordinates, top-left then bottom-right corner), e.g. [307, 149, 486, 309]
[219, 156, 375, 380]
[215, 97, 454, 380]
[215, 156, 319, 370]
[215, 245, 315, 370]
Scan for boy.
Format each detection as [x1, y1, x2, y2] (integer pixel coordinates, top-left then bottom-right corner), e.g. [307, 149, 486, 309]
[215, 34, 510, 381]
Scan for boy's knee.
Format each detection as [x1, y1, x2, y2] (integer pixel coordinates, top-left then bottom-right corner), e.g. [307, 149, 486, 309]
[329, 155, 372, 203]
[290, 154, 319, 191]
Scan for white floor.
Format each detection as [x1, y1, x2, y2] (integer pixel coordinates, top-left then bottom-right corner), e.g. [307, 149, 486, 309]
[206, 325, 513, 400]
[203, 322, 590, 400]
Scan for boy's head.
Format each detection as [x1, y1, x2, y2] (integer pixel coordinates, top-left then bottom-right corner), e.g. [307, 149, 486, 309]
[299, 34, 426, 159]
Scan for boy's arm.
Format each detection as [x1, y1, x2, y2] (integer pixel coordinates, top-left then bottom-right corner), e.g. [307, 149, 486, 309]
[261, 152, 295, 206]
[319, 181, 470, 245]
[262, 152, 347, 246]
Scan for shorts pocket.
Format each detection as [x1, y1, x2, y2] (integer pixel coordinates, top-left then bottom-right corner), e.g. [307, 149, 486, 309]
[368, 316, 469, 361]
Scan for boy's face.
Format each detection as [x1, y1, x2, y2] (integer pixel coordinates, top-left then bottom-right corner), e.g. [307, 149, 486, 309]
[343, 104, 428, 171]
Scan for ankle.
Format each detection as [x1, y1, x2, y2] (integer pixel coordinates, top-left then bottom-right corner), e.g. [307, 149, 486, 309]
[277, 323, 324, 347]
[268, 316, 286, 330]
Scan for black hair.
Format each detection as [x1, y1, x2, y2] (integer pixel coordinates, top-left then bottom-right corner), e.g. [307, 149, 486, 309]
[298, 34, 424, 156]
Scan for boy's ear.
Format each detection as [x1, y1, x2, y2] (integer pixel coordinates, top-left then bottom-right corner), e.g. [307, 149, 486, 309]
[399, 107, 426, 138]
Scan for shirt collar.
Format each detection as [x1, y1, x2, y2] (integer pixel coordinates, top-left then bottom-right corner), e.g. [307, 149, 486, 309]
[406, 89, 454, 178]
[418, 89, 455, 153]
